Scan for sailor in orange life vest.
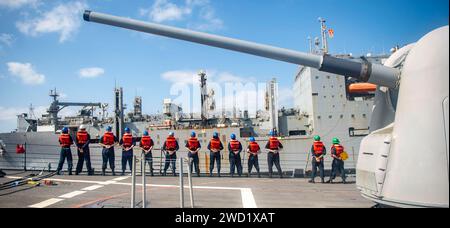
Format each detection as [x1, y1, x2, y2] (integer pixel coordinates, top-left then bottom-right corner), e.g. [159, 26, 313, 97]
[309, 135, 326, 183]
[327, 138, 347, 184]
[99, 126, 118, 176]
[162, 132, 179, 176]
[75, 125, 94, 176]
[265, 130, 283, 178]
[228, 133, 243, 177]
[57, 127, 74, 175]
[207, 132, 224, 177]
[185, 131, 201, 177]
[140, 130, 155, 176]
[119, 127, 136, 176]
[247, 137, 261, 178]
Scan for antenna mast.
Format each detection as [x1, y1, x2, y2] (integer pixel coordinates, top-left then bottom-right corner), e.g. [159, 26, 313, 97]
[318, 17, 329, 54]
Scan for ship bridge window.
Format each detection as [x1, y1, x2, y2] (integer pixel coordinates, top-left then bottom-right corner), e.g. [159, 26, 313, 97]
[289, 130, 306, 136]
[349, 127, 370, 137]
[315, 76, 319, 79]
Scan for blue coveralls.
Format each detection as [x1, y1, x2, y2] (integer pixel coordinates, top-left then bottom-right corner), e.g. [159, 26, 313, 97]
[247, 145, 260, 175]
[185, 140, 201, 176]
[163, 140, 179, 176]
[265, 140, 284, 177]
[120, 136, 136, 173]
[57, 135, 74, 174]
[75, 133, 93, 175]
[330, 145, 346, 182]
[228, 141, 243, 177]
[207, 139, 224, 176]
[311, 144, 326, 181]
[140, 138, 155, 176]
[99, 135, 118, 174]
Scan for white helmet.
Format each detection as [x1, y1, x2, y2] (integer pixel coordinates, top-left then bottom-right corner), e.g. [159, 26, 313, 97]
[79, 125, 86, 130]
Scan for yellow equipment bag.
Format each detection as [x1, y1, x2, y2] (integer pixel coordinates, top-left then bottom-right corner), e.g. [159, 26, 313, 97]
[340, 152, 349, 161]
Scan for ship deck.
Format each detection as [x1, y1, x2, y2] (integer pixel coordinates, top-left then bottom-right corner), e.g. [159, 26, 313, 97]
[0, 171, 373, 208]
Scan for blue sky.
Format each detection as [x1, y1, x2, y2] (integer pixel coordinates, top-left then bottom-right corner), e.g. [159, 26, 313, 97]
[0, 0, 448, 133]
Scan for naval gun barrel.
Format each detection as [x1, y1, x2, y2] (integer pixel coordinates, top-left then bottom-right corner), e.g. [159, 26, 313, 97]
[83, 10, 400, 88]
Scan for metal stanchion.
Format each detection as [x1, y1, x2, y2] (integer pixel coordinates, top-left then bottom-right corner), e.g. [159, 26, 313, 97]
[131, 155, 136, 208]
[186, 157, 195, 208]
[179, 157, 184, 208]
[142, 153, 147, 208]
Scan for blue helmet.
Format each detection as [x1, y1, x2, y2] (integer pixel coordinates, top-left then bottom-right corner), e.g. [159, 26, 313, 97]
[143, 130, 149, 136]
[169, 132, 174, 136]
[106, 126, 112, 132]
[230, 133, 236, 140]
[62, 127, 69, 133]
[269, 130, 275, 136]
[213, 132, 219, 138]
[125, 127, 130, 133]
[250, 137, 255, 142]
[191, 131, 196, 137]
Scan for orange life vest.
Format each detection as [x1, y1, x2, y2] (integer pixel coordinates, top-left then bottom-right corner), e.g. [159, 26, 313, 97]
[230, 140, 241, 151]
[122, 133, 133, 147]
[76, 130, 89, 145]
[210, 138, 221, 150]
[313, 141, 325, 156]
[248, 142, 260, 154]
[268, 137, 280, 150]
[59, 133, 72, 147]
[140, 136, 153, 150]
[102, 132, 115, 146]
[188, 137, 200, 151]
[333, 144, 344, 157]
[165, 136, 177, 150]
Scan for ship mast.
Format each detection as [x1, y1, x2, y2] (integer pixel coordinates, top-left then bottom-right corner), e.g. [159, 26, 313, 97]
[199, 70, 208, 127]
[318, 17, 329, 54]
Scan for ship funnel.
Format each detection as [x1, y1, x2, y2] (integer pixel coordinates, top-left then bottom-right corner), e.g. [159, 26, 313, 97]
[83, 10, 400, 88]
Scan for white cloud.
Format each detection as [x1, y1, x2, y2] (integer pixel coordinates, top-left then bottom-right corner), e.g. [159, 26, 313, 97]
[140, 0, 223, 31]
[161, 70, 199, 85]
[6, 62, 45, 85]
[143, 0, 192, 23]
[0, 106, 28, 121]
[16, 1, 87, 43]
[216, 72, 254, 84]
[0, 0, 39, 9]
[0, 33, 14, 47]
[190, 5, 223, 31]
[79, 67, 105, 78]
[0, 105, 79, 132]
